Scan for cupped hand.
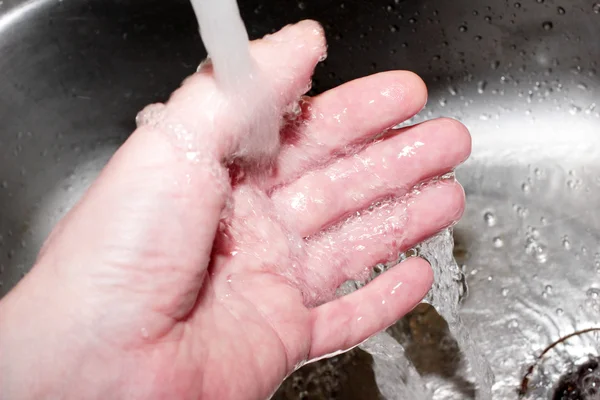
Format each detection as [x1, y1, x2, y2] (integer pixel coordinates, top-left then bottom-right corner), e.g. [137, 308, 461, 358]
[0, 20, 470, 400]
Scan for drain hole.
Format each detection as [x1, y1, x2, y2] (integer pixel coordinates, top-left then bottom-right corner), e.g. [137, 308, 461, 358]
[553, 357, 600, 400]
[519, 328, 600, 399]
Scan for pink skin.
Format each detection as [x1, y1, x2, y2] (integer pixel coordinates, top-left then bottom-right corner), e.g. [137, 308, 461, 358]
[0, 20, 470, 400]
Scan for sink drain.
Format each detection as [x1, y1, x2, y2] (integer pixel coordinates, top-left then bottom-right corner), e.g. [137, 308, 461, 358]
[519, 328, 600, 399]
[553, 357, 600, 400]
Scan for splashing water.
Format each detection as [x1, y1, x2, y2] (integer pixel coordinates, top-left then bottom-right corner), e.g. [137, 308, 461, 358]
[420, 229, 495, 399]
[344, 229, 494, 399]
[189, 2, 494, 397]
[361, 331, 433, 399]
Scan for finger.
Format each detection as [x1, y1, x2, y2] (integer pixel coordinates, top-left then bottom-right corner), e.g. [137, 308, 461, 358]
[162, 19, 327, 163]
[272, 118, 470, 237]
[308, 257, 432, 361]
[302, 178, 464, 303]
[265, 71, 428, 188]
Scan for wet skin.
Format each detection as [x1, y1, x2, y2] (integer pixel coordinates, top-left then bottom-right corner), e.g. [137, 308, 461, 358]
[0, 20, 470, 400]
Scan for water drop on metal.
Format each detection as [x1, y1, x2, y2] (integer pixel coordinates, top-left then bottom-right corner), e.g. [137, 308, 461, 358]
[484, 211, 497, 226]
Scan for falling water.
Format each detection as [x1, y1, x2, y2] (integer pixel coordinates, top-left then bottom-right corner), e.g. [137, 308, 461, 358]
[345, 228, 495, 399]
[337, 279, 433, 400]
[189, 0, 282, 162]
[360, 331, 434, 399]
[189, 0, 254, 89]
[419, 229, 495, 399]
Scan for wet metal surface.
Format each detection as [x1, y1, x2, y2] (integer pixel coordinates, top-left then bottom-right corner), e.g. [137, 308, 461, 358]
[1, 0, 600, 398]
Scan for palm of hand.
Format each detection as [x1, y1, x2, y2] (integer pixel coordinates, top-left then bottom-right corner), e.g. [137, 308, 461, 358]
[180, 80, 469, 398]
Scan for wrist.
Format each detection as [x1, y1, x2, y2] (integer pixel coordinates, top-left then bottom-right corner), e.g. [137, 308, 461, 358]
[0, 265, 117, 400]
[0, 263, 183, 400]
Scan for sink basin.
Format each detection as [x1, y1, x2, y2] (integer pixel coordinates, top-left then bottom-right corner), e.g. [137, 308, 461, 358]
[1, 0, 599, 398]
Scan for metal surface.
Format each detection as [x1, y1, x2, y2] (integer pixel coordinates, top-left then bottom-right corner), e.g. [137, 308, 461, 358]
[1, 0, 599, 398]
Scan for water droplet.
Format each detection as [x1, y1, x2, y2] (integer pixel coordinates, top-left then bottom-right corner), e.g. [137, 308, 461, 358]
[577, 82, 589, 91]
[459, 25, 468, 32]
[569, 104, 582, 115]
[474, 35, 482, 41]
[593, 3, 600, 13]
[587, 288, 600, 299]
[586, 103, 597, 115]
[514, 2, 521, 8]
[556, 308, 564, 316]
[542, 21, 553, 30]
[557, 6, 566, 14]
[501, 288, 509, 296]
[535, 250, 548, 264]
[477, 80, 487, 94]
[484, 15, 492, 23]
[483, 211, 497, 226]
[493, 237, 504, 248]
[536, 0, 545, 3]
[562, 236, 571, 250]
[448, 86, 458, 96]
[528, 226, 540, 239]
[545, 285, 553, 294]
[508, 320, 519, 329]
[438, 98, 447, 107]
[522, 182, 531, 193]
[389, 24, 398, 32]
[525, 237, 548, 263]
[516, 206, 529, 218]
[567, 179, 581, 189]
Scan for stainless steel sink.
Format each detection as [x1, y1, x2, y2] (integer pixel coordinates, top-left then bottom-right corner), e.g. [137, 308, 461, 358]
[1, 0, 599, 398]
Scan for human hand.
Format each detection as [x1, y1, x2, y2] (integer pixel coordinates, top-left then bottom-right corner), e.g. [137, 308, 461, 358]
[0, 20, 470, 400]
